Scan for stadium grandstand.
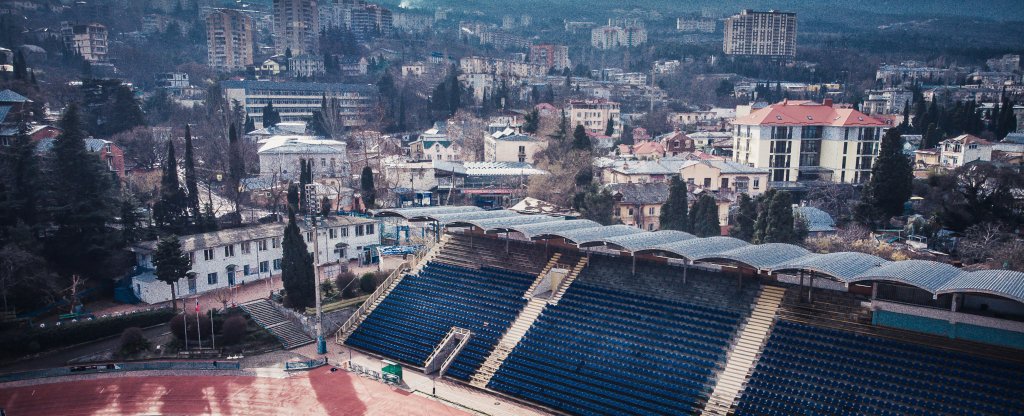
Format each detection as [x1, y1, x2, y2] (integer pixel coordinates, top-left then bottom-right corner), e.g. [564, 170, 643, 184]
[336, 206, 1024, 416]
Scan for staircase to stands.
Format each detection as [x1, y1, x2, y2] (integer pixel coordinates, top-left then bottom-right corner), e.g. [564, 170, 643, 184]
[240, 299, 314, 349]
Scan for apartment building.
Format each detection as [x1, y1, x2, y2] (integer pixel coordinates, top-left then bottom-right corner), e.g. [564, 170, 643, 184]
[529, 44, 571, 71]
[722, 9, 797, 58]
[568, 99, 621, 137]
[257, 135, 349, 180]
[677, 18, 715, 33]
[732, 99, 889, 184]
[205, 9, 254, 71]
[60, 22, 108, 62]
[938, 134, 993, 169]
[274, 0, 320, 55]
[130, 216, 380, 304]
[221, 80, 376, 129]
[590, 25, 647, 50]
[485, 130, 548, 164]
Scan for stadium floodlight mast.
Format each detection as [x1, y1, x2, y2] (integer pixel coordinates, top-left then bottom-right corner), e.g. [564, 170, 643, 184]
[306, 183, 327, 355]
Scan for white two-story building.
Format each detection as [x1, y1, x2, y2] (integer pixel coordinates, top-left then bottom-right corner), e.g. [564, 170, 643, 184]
[129, 216, 380, 304]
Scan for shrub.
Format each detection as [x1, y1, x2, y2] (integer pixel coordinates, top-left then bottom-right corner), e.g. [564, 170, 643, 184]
[320, 281, 335, 298]
[359, 272, 377, 293]
[220, 315, 248, 345]
[168, 313, 214, 342]
[335, 270, 358, 299]
[0, 308, 175, 359]
[119, 327, 149, 355]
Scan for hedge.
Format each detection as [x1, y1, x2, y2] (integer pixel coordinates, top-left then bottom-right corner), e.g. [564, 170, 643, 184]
[0, 308, 176, 359]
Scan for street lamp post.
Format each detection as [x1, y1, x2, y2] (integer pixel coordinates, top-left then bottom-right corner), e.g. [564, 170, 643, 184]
[306, 183, 326, 355]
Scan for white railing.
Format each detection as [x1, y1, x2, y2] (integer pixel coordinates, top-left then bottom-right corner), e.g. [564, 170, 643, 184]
[438, 328, 472, 376]
[335, 261, 410, 343]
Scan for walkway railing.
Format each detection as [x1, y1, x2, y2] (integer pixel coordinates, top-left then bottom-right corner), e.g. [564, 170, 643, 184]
[334, 262, 410, 343]
[0, 360, 241, 383]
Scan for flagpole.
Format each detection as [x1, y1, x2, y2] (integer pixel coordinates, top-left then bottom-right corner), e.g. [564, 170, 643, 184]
[210, 307, 216, 351]
[196, 299, 202, 349]
[183, 308, 188, 351]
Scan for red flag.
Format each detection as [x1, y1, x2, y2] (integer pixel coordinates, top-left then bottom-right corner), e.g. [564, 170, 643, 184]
[195, 299, 200, 313]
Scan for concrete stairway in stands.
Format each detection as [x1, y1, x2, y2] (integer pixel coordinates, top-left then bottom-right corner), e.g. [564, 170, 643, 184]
[524, 253, 561, 299]
[470, 298, 548, 388]
[240, 299, 314, 349]
[549, 257, 588, 304]
[701, 285, 786, 416]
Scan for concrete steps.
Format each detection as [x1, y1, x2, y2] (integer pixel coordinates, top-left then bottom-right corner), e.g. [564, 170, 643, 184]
[701, 286, 785, 416]
[525, 253, 561, 299]
[240, 299, 314, 349]
[470, 298, 548, 388]
[549, 257, 588, 305]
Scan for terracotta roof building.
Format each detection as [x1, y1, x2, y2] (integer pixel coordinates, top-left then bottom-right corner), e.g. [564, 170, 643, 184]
[732, 99, 889, 184]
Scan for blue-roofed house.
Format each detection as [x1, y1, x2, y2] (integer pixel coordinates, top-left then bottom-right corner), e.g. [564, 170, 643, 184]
[796, 205, 837, 237]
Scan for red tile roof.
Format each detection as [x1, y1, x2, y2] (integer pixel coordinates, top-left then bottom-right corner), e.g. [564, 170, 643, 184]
[735, 100, 888, 127]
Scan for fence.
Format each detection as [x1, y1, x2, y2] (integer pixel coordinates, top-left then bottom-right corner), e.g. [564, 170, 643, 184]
[0, 360, 241, 383]
[284, 357, 328, 371]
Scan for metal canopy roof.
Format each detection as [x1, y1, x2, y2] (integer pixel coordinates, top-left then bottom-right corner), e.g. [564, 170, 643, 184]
[771, 252, 891, 281]
[553, 224, 643, 245]
[935, 270, 1024, 303]
[848, 260, 963, 292]
[510, 219, 602, 239]
[695, 243, 811, 271]
[640, 236, 751, 261]
[586, 230, 697, 251]
[473, 214, 564, 232]
[429, 209, 521, 226]
[373, 206, 482, 220]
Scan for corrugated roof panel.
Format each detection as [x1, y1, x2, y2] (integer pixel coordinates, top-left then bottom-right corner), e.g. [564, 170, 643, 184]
[555, 224, 643, 245]
[472, 214, 564, 231]
[771, 252, 890, 281]
[372, 206, 482, 220]
[511, 219, 602, 239]
[594, 230, 697, 251]
[644, 236, 751, 261]
[936, 270, 1024, 303]
[696, 243, 810, 270]
[430, 209, 521, 225]
[849, 259, 962, 292]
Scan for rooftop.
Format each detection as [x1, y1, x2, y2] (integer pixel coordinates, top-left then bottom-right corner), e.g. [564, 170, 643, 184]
[257, 136, 347, 154]
[734, 100, 888, 127]
[220, 80, 376, 94]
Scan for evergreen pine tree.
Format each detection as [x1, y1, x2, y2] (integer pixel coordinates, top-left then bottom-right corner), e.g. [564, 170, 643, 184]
[287, 183, 300, 214]
[360, 166, 376, 209]
[183, 125, 201, 222]
[577, 186, 615, 226]
[0, 125, 40, 228]
[752, 189, 777, 244]
[262, 103, 281, 127]
[901, 101, 911, 130]
[857, 128, 913, 224]
[244, 116, 256, 134]
[689, 194, 721, 237]
[729, 193, 757, 242]
[281, 210, 315, 310]
[604, 118, 615, 137]
[153, 235, 191, 312]
[659, 176, 689, 232]
[153, 141, 189, 233]
[46, 104, 120, 278]
[105, 85, 146, 136]
[571, 125, 591, 150]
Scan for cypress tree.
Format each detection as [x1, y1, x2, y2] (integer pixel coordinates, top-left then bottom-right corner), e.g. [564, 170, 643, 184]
[360, 166, 375, 209]
[183, 125, 201, 221]
[604, 118, 615, 137]
[153, 235, 191, 312]
[659, 176, 689, 232]
[857, 128, 913, 224]
[287, 183, 299, 214]
[729, 193, 757, 242]
[227, 123, 245, 216]
[244, 116, 256, 134]
[762, 191, 796, 243]
[153, 141, 189, 233]
[752, 189, 777, 244]
[262, 103, 281, 127]
[571, 125, 591, 150]
[281, 210, 315, 310]
[689, 194, 721, 237]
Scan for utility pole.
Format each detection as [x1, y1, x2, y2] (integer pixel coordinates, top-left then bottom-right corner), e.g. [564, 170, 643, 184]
[306, 183, 326, 355]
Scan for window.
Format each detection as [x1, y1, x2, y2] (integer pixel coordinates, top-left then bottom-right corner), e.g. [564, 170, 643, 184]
[243, 265, 251, 276]
[241, 242, 251, 254]
[207, 272, 218, 285]
[258, 239, 268, 251]
[801, 126, 823, 139]
[355, 225, 365, 236]
[648, 207, 655, 215]
[189, 252, 196, 265]
[648, 223, 654, 231]
[329, 228, 337, 239]
[224, 245, 235, 257]
[703, 178, 711, 187]
[366, 224, 374, 234]
[273, 259, 282, 270]
[686, 178, 695, 185]
[259, 261, 269, 273]
[340, 226, 348, 237]
[272, 237, 280, 249]
[203, 249, 215, 261]
[628, 207, 634, 216]
[306, 232, 313, 242]
[721, 178, 729, 189]
[753, 178, 761, 190]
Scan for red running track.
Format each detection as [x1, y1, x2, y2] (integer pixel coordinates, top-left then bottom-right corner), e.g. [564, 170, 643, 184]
[0, 368, 467, 415]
